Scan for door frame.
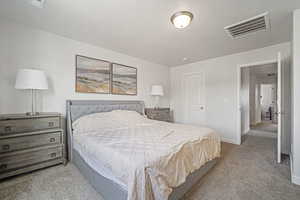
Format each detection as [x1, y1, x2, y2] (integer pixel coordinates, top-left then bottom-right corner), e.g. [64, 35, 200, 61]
[236, 59, 277, 145]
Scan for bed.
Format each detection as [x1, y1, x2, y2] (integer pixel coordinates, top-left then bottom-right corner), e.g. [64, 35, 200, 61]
[66, 100, 220, 200]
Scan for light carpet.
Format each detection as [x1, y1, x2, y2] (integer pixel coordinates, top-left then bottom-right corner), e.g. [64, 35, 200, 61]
[0, 135, 300, 200]
[250, 121, 277, 133]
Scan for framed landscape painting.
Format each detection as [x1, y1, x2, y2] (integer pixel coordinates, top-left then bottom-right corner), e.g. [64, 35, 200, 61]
[76, 55, 111, 94]
[112, 63, 137, 95]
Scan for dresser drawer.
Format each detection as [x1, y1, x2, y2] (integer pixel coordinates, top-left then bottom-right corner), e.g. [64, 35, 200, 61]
[0, 131, 62, 153]
[0, 117, 60, 135]
[0, 146, 62, 173]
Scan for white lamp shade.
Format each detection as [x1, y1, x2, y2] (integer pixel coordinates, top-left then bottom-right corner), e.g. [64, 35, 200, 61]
[15, 69, 48, 90]
[151, 85, 164, 96]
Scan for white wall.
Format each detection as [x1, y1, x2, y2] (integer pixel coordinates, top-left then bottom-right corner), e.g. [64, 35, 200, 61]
[249, 71, 262, 125]
[281, 57, 292, 156]
[254, 83, 262, 124]
[261, 84, 275, 117]
[249, 70, 257, 125]
[0, 19, 170, 115]
[240, 67, 250, 134]
[170, 42, 291, 144]
[292, 9, 300, 185]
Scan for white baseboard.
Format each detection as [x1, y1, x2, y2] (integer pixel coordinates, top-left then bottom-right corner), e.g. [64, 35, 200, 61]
[292, 174, 300, 185]
[221, 137, 238, 144]
[290, 153, 300, 185]
[242, 128, 250, 135]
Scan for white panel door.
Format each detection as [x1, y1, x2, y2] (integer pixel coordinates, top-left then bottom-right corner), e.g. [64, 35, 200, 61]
[183, 73, 206, 125]
[277, 52, 282, 163]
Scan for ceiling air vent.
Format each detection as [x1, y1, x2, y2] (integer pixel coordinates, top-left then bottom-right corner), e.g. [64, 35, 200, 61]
[224, 12, 269, 39]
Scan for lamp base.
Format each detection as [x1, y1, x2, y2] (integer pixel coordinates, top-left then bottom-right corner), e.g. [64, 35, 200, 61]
[154, 96, 160, 109]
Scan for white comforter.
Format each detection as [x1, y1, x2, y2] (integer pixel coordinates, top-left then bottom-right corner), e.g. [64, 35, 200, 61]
[73, 110, 221, 200]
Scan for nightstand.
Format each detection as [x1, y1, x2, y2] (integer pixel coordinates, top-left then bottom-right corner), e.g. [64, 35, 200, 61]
[145, 108, 173, 122]
[0, 113, 66, 180]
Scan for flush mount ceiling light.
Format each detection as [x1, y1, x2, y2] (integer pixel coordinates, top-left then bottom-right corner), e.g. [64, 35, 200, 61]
[171, 11, 193, 29]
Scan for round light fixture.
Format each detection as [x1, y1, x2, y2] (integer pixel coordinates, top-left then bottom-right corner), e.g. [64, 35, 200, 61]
[171, 11, 193, 29]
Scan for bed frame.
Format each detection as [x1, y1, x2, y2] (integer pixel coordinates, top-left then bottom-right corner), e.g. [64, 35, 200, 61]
[66, 100, 217, 200]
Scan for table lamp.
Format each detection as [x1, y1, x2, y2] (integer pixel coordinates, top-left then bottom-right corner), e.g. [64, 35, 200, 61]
[151, 85, 164, 109]
[15, 69, 48, 115]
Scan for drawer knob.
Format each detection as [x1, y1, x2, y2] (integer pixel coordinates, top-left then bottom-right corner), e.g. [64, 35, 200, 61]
[2, 144, 10, 150]
[50, 153, 57, 158]
[0, 164, 7, 170]
[4, 126, 12, 132]
[50, 138, 55, 142]
[48, 122, 54, 127]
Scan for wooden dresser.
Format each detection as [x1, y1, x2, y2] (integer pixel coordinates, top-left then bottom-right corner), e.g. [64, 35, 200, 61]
[145, 108, 173, 122]
[0, 113, 66, 180]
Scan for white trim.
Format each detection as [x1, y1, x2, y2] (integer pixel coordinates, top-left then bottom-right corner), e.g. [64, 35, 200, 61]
[236, 58, 278, 146]
[238, 59, 277, 68]
[290, 153, 293, 174]
[292, 174, 300, 185]
[221, 137, 239, 145]
[290, 153, 300, 185]
[242, 127, 250, 135]
[277, 52, 282, 163]
[237, 66, 242, 145]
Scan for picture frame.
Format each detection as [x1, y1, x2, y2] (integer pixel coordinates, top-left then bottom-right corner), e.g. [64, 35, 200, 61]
[75, 55, 111, 94]
[111, 63, 137, 95]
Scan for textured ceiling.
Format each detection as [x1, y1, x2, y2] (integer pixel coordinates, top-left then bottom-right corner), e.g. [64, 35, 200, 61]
[0, 0, 300, 66]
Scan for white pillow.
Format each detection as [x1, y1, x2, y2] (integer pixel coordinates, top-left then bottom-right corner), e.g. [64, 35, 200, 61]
[72, 110, 146, 134]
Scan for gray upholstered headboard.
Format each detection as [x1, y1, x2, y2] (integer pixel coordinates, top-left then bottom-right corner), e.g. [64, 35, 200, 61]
[66, 100, 145, 161]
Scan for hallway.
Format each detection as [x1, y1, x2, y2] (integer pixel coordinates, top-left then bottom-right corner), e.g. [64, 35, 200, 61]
[249, 120, 277, 138]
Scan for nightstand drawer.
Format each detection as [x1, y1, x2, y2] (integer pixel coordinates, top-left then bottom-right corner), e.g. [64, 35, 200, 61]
[0, 131, 62, 153]
[154, 112, 170, 118]
[0, 117, 60, 135]
[145, 108, 173, 122]
[0, 146, 62, 173]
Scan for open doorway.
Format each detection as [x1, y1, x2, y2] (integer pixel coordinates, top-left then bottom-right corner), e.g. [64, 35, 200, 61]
[238, 55, 285, 164]
[250, 64, 278, 138]
[238, 53, 291, 165]
[240, 62, 278, 138]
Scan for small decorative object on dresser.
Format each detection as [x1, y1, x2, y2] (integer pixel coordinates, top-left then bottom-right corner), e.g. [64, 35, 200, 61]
[145, 108, 173, 122]
[0, 113, 66, 180]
